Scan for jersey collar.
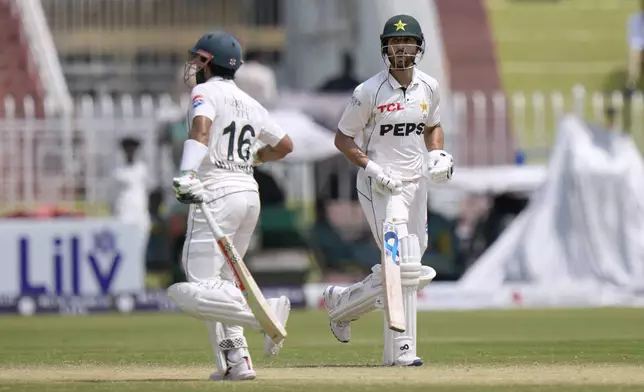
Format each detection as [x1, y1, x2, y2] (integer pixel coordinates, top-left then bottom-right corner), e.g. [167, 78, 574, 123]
[206, 76, 235, 83]
[386, 68, 419, 90]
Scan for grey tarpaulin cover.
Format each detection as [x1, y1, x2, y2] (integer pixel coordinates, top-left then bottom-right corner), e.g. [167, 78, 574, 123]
[266, 109, 339, 163]
[460, 115, 644, 290]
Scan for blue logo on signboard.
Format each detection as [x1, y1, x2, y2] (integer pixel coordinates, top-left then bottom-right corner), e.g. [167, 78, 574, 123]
[19, 229, 123, 296]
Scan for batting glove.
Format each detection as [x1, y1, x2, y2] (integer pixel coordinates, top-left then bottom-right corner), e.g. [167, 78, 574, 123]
[424, 150, 454, 184]
[248, 144, 264, 167]
[365, 161, 402, 195]
[172, 170, 207, 204]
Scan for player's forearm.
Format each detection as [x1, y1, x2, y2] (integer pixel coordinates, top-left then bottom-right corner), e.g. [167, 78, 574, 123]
[256, 146, 286, 162]
[189, 117, 211, 145]
[334, 131, 370, 169]
[256, 135, 293, 163]
[424, 124, 444, 151]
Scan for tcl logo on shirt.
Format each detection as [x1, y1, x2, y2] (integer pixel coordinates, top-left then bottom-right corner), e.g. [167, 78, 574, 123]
[377, 103, 405, 113]
[380, 123, 425, 136]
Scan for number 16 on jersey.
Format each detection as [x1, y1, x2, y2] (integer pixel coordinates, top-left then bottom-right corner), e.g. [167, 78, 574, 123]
[223, 121, 255, 162]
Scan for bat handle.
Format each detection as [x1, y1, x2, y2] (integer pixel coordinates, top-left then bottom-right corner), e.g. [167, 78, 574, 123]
[385, 191, 405, 224]
[200, 202, 225, 240]
[384, 196, 395, 222]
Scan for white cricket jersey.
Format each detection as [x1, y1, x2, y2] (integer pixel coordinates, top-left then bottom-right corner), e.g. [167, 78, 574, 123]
[111, 161, 150, 223]
[337, 69, 440, 180]
[188, 76, 286, 191]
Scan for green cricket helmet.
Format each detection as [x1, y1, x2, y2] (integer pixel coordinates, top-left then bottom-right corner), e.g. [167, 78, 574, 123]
[380, 14, 425, 70]
[184, 31, 243, 85]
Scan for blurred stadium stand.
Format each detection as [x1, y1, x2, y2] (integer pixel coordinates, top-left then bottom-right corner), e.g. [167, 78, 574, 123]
[0, 0, 643, 287]
[0, 0, 45, 117]
[435, 0, 512, 166]
[41, 0, 283, 96]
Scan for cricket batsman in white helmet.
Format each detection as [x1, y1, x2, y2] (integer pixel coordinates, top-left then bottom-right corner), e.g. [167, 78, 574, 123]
[323, 14, 454, 366]
[166, 30, 294, 381]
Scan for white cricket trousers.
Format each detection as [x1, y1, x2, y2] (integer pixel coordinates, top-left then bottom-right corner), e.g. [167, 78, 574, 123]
[181, 186, 261, 284]
[355, 169, 428, 253]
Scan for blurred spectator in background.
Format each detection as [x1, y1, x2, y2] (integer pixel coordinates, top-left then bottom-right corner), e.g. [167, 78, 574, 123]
[154, 65, 192, 202]
[235, 51, 278, 103]
[109, 137, 152, 261]
[309, 198, 377, 276]
[605, 107, 619, 131]
[626, 0, 644, 92]
[462, 192, 528, 271]
[317, 51, 360, 93]
[145, 188, 171, 271]
[254, 168, 286, 206]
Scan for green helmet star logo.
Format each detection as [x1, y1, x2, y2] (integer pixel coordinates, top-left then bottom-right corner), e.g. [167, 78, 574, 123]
[394, 20, 407, 31]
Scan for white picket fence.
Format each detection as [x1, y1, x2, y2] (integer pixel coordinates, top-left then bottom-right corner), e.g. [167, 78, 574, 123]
[0, 88, 642, 208]
[451, 86, 643, 165]
[0, 94, 163, 208]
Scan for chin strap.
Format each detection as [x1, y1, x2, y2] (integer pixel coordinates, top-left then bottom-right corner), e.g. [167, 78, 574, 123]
[196, 69, 207, 84]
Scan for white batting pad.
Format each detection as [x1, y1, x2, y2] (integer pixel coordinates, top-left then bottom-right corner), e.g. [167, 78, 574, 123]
[419, 266, 437, 289]
[206, 321, 229, 375]
[383, 235, 422, 365]
[372, 264, 436, 290]
[167, 280, 261, 330]
[382, 314, 395, 365]
[328, 264, 383, 322]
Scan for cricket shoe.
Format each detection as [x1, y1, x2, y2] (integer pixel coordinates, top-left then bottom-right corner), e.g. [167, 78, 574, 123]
[394, 343, 423, 367]
[323, 285, 351, 343]
[209, 348, 256, 381]
[264, 295, 291, 356]
[394, 354, 423, 367]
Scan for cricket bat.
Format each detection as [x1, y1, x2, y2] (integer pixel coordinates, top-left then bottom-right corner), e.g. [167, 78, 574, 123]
[381, 197, 406, 333]
[199, 203, 287, 345]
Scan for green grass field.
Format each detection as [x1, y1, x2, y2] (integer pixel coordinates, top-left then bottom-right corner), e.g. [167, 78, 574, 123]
[487, 0, 638, 94]
[1, 308, 643, 391]
[485, 0, 644, 157]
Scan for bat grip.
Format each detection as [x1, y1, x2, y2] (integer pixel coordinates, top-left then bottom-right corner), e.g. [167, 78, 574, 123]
[200, 202, 225, 240]
[385, 193, 403, 223]
[386, 194, 397, 221]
